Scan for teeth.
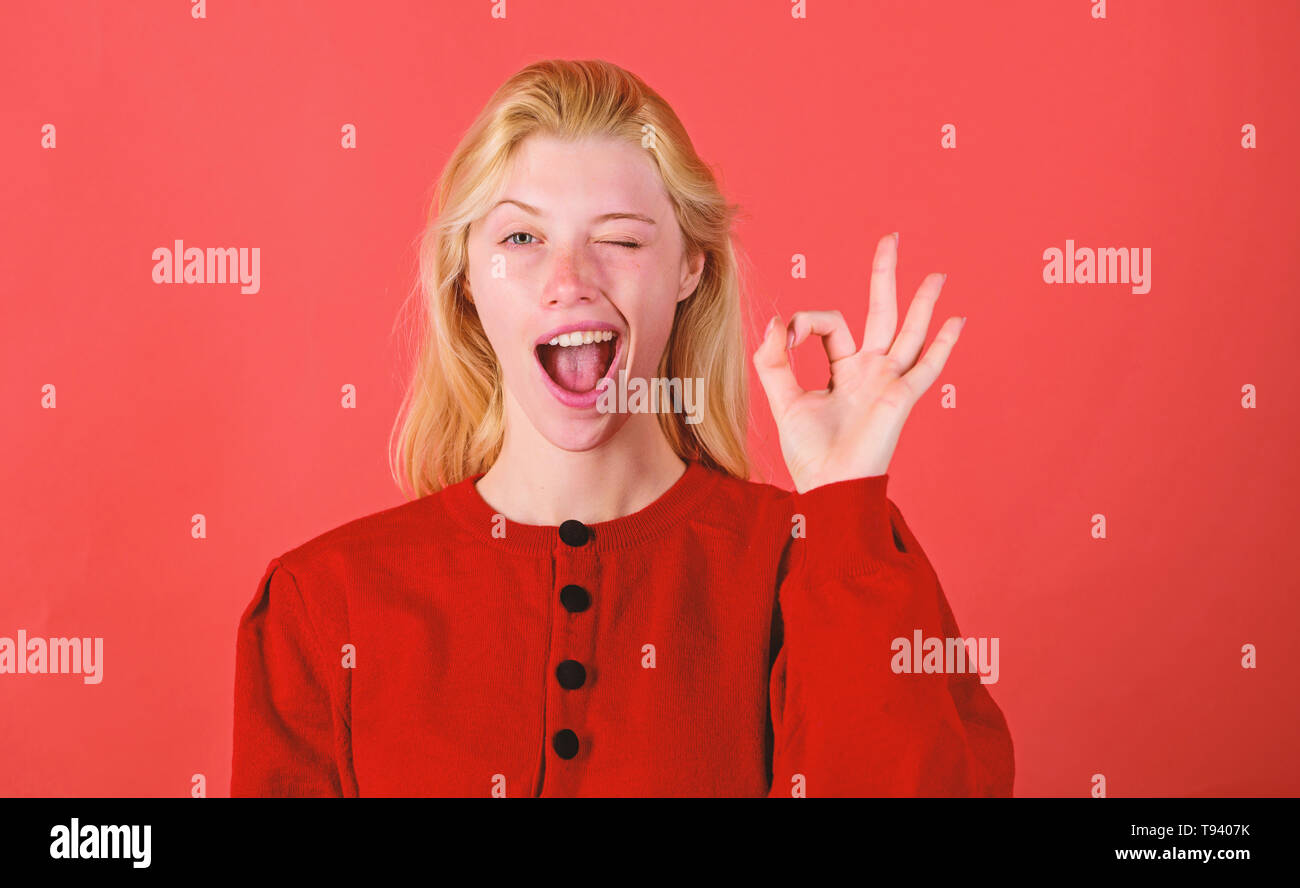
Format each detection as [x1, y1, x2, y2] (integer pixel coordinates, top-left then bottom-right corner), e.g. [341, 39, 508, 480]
[547, 330, 615, 347]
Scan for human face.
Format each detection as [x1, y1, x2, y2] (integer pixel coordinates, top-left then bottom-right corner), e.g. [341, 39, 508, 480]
[464, 134, 704, 452]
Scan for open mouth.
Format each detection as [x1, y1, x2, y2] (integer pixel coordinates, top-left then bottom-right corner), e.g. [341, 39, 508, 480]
[535, 329, 619, 394]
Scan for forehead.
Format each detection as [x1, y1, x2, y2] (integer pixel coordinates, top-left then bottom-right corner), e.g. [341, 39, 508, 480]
[494, 134, 668, 212]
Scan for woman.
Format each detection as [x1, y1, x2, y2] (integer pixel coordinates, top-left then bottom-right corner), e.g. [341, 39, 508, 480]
[231, 58, 1013, 797]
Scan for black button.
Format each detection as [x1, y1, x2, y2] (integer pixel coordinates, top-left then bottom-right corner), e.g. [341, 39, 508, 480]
[552, 729, 579, 759]
[560, 584, 591, 613]
[555, 659, 586, 690]
[558, 519, 589, 547]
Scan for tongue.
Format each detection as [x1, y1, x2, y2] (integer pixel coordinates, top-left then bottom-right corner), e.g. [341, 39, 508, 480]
[541, 342, 612, 393]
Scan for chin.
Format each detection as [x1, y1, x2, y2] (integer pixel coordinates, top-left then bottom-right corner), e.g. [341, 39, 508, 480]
[527, 409, 630, 453]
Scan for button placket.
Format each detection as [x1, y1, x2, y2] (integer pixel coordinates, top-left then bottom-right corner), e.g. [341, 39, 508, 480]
[549, 520, 592, 771]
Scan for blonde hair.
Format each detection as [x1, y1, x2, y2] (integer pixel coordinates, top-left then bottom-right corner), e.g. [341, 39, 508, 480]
[390, 59, 753, 498]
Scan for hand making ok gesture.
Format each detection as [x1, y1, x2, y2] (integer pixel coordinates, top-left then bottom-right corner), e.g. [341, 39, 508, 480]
[753, 232, 965, 493]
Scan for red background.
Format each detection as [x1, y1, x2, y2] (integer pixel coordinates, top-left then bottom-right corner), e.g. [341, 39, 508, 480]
[2, 0, 1297, 797]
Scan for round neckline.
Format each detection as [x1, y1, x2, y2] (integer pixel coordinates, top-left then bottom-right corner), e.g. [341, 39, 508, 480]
[439, 459, 720, 555]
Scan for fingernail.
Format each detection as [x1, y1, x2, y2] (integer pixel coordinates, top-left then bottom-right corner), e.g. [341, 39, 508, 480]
[786, 330, 795, 350]
[892, 231, 899, 246]
[765, 315, 776, 337]
[940, 273, 948, 284]
[960, 316, 967, 329]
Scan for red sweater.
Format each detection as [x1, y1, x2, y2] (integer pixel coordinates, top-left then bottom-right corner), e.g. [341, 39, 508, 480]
[231, 460, 1014, 797]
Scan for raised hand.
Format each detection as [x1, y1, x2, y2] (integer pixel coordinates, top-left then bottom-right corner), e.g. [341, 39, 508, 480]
[752, 232, 965, 493]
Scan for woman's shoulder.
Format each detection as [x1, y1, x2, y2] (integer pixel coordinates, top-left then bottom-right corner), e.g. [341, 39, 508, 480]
[701, 461, 797, 509]
[680, 460, 802, 545]
[267, 480, 469, 587]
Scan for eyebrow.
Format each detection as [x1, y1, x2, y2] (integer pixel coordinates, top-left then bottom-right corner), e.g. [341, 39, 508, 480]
[489, 198, 656, 226]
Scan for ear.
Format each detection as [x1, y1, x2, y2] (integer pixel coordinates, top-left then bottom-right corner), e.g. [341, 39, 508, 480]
[677, 246, 705, 303]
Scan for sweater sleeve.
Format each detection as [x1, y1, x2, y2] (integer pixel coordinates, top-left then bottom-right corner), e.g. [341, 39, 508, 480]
[231, 558, 350, 797]
[766, 474, 1015, 797]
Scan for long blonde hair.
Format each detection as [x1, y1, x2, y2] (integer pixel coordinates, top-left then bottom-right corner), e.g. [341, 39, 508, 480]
[390, 59, 753, 498]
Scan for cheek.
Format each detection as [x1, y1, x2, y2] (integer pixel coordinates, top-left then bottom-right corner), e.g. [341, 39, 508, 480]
[465, 286, 518, 364]
[629, 301, 681, 369]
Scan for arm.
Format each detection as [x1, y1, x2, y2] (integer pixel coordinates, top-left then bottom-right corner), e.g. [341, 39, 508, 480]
[766, 474, 1014, 797]
[231, 558, 351, 797]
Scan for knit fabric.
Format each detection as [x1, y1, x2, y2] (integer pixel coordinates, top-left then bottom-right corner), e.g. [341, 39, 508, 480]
[231, 459, 1014, 797]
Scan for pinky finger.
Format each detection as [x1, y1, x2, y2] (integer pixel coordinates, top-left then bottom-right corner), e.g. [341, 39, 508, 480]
[899, 316, 965, 398]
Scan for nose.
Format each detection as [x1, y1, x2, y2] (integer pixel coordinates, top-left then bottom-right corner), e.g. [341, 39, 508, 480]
[541, 248, 599, 309]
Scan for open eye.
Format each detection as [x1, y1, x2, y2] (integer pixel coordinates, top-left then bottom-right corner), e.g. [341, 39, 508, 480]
[502, 232, 538, 247]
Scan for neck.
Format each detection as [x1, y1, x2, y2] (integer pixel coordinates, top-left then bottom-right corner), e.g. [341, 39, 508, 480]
[474, 401, 689, 527]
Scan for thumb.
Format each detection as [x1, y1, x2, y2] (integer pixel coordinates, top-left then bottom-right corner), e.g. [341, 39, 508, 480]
[752, 315, 802, 421]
